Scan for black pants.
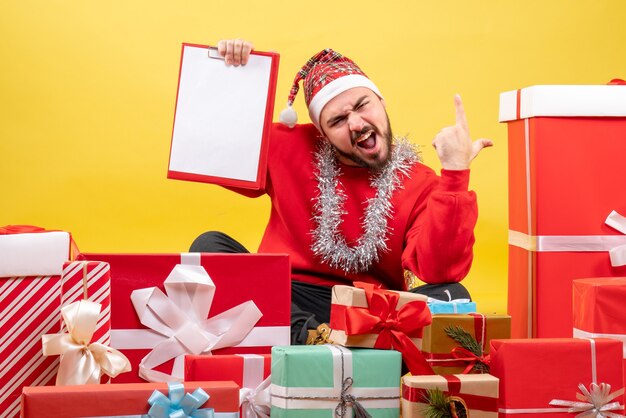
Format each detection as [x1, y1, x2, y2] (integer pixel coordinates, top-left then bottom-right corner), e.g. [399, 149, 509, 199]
[190, 231, 471, 344]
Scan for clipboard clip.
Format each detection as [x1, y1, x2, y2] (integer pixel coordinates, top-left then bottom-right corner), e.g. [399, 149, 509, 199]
[208, 47, 223, 60]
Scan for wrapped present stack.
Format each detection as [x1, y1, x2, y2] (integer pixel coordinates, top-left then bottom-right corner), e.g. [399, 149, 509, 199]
[6, 82, 626, 418]
[494, 82, 626, 414]
[0, 226, 119, 418]
[499, 82, 626, 339]
[324, 281, 509, 418]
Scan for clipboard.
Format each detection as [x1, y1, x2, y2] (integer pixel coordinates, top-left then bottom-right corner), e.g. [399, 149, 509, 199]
[167, 43, 280, 190]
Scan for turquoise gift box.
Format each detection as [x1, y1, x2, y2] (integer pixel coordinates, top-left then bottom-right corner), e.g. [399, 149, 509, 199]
[427, 300, 477, 314]
[270, 345, 401, 418]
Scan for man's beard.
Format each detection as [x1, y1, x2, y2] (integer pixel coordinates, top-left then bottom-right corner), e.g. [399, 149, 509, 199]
[333, 114, 393, 171]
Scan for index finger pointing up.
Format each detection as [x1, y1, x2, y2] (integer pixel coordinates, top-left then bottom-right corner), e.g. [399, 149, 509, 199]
[454, 94, 469, 132]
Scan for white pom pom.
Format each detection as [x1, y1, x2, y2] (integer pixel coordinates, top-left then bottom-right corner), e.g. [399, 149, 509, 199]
[279, 104, 297, 128]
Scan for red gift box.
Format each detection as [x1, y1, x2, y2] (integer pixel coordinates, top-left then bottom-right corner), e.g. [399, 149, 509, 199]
[185, 354, 271, 417]
[77, 252, 291, 383]
[1, 275, 61, 418]
[20, 381, 240, 418]
[500, 85, 626, 338]
[573, 277, 626, 388]
[490, 338, 624, 418]
[185, 353, 271, 386]
[1, 232, 109, 418]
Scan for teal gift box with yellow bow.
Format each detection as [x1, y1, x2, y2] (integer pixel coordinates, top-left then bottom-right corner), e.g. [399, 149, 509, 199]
[270, 345, 401, 418]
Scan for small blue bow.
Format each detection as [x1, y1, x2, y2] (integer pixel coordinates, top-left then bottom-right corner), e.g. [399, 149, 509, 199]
[147, 383, 214, 418]
[80, 383, 243, 418]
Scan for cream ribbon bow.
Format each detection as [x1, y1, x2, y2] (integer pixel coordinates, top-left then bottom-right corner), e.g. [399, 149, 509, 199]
[240, 376, 272, 418]
[549, 383, 625, 418]
[130, 263, 263, 382]
[42, 300, 131, 385]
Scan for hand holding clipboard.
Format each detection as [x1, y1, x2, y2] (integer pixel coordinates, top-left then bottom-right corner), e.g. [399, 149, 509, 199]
[215, 39, 254, 67]
[168, 41, 279, 190]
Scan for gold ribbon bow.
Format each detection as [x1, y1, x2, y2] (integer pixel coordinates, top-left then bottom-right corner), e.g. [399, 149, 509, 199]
[42, 300, 131, 385]
[549, 383, 625, 418]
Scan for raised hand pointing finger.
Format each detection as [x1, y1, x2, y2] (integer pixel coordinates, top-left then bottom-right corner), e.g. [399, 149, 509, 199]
[454, 94, 469, 133]
[432, 95, 492, 170]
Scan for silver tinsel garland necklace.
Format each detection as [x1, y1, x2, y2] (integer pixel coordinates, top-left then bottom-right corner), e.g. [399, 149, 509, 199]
[311, 137, 420, 273]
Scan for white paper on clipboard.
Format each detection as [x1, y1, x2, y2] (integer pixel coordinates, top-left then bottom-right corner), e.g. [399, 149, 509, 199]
[168, 44, 276, 187]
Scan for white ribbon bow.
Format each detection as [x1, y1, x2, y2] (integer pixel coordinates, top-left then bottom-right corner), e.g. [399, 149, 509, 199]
[550, 383, 625, 418]
[606, 211, 626, 266]
[240, 376, 272, 418]
[42, 300, 131, 385]
[130, 263, 263, 382]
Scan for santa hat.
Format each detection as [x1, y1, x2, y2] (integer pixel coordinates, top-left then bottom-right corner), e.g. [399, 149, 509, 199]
[279, 49, 383, 130]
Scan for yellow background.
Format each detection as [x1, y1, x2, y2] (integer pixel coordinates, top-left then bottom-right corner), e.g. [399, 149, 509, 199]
[2, 1, 625, 314]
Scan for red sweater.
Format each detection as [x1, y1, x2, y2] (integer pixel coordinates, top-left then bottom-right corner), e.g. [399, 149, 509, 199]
[240, 123, 477, 291]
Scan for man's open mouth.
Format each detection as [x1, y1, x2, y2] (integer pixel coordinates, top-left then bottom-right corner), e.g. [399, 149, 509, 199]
[356, 130, 377, 150]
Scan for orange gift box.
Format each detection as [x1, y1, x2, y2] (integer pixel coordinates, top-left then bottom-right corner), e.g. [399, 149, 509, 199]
[20, 381, 239, 418]
[500, 84, 626, 338]
[421, 314, 510, 375]
[490, 338, 624, 418]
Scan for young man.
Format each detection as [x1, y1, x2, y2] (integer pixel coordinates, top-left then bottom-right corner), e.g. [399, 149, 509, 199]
[191, 40, 492, 344]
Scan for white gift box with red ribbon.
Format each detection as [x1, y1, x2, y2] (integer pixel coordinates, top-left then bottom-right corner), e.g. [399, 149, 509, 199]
[0, 226, 73, 277]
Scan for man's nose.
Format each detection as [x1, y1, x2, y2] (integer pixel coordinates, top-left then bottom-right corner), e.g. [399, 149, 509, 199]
[348, 113, 365, 132]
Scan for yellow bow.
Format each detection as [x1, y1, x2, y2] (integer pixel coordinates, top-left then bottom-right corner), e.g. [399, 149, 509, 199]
[42, 300, 131, 385]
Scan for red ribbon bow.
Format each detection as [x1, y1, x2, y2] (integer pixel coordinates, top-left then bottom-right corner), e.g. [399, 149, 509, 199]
[0, 225, 48, 234]
[450, 347, 491, 374]
[342, 282, 434, 375]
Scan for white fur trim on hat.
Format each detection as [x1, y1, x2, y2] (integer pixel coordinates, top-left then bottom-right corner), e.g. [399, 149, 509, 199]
[307, 74, 383, 129]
